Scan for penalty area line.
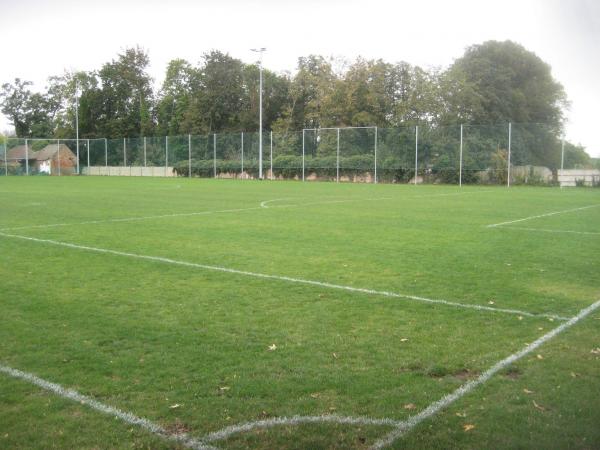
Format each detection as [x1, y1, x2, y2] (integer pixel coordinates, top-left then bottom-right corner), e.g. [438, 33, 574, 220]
[370, 299, 600, 449]
[486, 204, 600, 228]
[0, 364, 218, 450]
[0, 231, 569, 321]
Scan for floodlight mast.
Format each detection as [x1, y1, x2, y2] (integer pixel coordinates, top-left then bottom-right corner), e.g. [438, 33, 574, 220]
[74, 77, 80, 175]
[251, 48, 266, 179]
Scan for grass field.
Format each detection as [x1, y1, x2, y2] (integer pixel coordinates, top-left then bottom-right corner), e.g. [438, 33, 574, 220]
[0, 177, 599, 450]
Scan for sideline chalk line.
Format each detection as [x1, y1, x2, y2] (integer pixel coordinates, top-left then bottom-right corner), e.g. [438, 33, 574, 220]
[0, 364, 218, 450]
[0, 231, 569, 321]
[486, 203, 600, 228]
[0, 188, 492, 232]
[499, 226, 600, 236]
[370, 298, 600, 449]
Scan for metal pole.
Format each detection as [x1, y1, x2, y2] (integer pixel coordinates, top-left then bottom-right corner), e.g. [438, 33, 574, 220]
[459, 124, 463, 187]
[259, 64, 263, 179]
[87, 138, 90, 172]
[250, 49, 266, 179]
[165, 136, 169, 177]
[123, 138, 127, 167]
[104, 138, 108, 169]
[188, 134, 192, 178]
[213, 133, 217, 178]
[374, 126, 378, 184]
[57, 139, 61, 176]
[75, 81, 80, 175]
[337, 128, 340, 183]
[302, 129, 305, 182]
[507, 122, 512, 188]
[241, 132, 244, 175]
[3, 137, 6, 176]
[144, 137, 147, 167]
[270, 131, 273, 180]
[560, 135, 565, 189]
[25, 138, 29, 175]
[414, 125, 418, 185]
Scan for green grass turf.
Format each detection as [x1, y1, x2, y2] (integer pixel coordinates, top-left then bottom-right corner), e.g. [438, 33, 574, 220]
[0, 176, 598, 449]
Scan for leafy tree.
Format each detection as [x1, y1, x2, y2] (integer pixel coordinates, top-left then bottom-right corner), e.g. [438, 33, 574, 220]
[0, 78, 33, 136]
[445, 40, 567, 130]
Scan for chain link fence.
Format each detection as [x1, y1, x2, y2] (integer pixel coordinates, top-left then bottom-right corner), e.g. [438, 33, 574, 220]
[0, 123, 572, 185]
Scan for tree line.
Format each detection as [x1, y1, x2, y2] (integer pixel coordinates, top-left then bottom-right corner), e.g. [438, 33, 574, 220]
[0, 40, 594, 168]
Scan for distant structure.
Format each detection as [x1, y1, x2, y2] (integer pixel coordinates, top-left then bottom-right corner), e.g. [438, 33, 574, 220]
[6, 144, 77, 175]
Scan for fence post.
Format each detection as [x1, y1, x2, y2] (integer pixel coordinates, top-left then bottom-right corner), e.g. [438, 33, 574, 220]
[165, 136, 169, 177]
[213, 133, 217, 179]
[104, 138, 108, 172]
[188, 134, 192, 178]
[302, 129, 305, 182]
[507, 122, 512, 188]
[87, 138, 90, 173]
[336, 128, 340, 183]
[374, 126, 378, 184]
[123, 138, 127, 167]
[24, 138, 29, 175]
[459, 124, 463, 187]
[414, 125, 418, 185]
[76, 138, 79, 175]
[560, 135, 565, 189]
[241, 132, 244, 176]
[57, 139, 61, 176]
[3, 137, 7, 176]
[270, 131, 273, 180]
[143, 137, 147, 167]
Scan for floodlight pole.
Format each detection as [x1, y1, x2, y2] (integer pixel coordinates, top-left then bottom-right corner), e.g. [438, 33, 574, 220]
[75, 79, 80, 175]
[87, 138, 90, 171]
[251, 48, 266, 179]
[336, 128, 340, 183]
[241, 132, 244, 174]
[143, 137, 147, 167]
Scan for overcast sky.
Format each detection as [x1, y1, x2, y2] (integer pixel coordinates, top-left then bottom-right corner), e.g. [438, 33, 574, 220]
[2, 0, 599, 156]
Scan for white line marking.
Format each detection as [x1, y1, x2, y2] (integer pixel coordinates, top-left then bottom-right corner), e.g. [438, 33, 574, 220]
[0, 188, 492, 232]
[202, 415, 399, 443]
[370, 299, 600, 449]
[500, 226, 600, 236]
[0, 364, 218, 450]
[487, 204, 600, 228]
[0, 231, 569, 321]
[260, 198, 291, 208]
[0, 206, 263, 232]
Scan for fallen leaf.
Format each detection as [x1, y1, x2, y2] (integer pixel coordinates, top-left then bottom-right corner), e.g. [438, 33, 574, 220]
[463, 423, 476, 432]
[219, 386, 230, 391]
[310, 393, 320, 399]
[332, 353, 338, 359]
[591, 348, 600, 355]
[523, 389, 534, 394]
[533, 400, 546, 411]
[536, 354, 544, 360]
[538, 327, 544, 331]
[488, 301, 495, 305]
[268, 344, 277, 351]
[455, 412, 467, 418]
[570, 372, 579, 378]
[169, 404, 181, 409]
[400, 338, 409, 342]
[403, 403, 416, 410]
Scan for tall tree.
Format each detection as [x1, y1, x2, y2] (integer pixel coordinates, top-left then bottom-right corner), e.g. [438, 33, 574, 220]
[444, 40, 567, 130]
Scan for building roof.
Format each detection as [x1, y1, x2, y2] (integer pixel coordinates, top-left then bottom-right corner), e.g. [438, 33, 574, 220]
[35, 144, 75, 161]
[6, 145, 33, 161]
